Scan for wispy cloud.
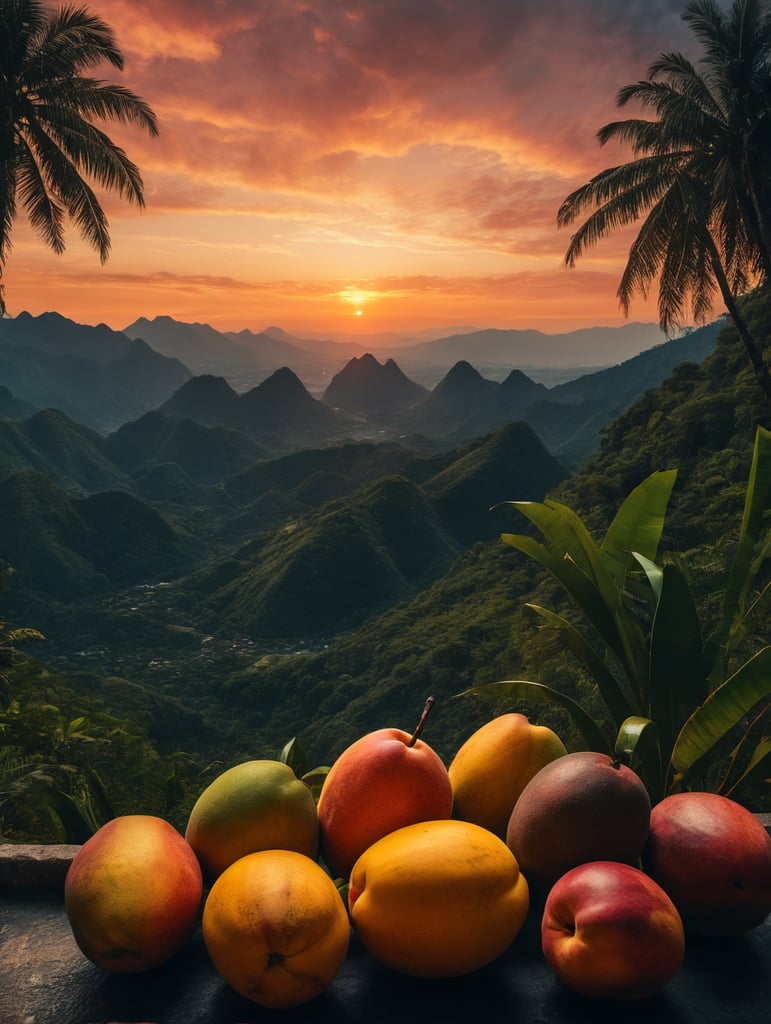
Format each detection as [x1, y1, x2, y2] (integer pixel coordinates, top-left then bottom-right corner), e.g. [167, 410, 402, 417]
[6, 0, 718, 333]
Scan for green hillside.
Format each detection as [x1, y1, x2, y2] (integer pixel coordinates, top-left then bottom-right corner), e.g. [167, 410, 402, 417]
[105, 411, 266, 485]
[424, 421, 569, 543]
[1, 299, 769, 839]
[0, 470, 198, 597]
[0, 409, 132, 493]
[208, 304, 771, 768]
[188, 475, 461, 637]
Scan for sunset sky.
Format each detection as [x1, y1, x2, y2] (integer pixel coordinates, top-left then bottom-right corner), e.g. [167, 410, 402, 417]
[4, 0, 726, 339]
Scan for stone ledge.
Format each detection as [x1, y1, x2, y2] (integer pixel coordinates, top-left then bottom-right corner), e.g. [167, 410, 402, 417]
[0, 843, 81, 894]
[1, 813, 769, 895]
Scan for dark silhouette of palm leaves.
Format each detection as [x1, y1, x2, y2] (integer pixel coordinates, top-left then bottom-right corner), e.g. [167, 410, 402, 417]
[558, 0, 771, 400]
[0, 0, 158, 313]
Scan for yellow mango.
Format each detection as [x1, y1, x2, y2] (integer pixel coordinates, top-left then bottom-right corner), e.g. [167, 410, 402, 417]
[448, 712, 567, 838]
[348, 818, 529, 977]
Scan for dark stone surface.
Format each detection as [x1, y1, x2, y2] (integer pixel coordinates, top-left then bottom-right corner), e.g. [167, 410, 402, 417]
[0, 892, 769, 1024]
[1, 826, 769, 1023]
[0, 844, 80, 894]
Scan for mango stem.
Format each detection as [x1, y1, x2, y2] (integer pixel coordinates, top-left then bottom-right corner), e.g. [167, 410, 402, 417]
[407, 696, 435, 747]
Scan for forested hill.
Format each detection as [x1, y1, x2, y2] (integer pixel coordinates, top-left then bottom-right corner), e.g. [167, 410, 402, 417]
[217, 293, 771, 767]
[2, 293, 769, 840]
[555, 289, 771, 547]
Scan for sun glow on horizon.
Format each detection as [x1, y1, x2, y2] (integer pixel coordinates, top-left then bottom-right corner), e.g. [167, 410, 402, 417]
[337, 286, 379, 318]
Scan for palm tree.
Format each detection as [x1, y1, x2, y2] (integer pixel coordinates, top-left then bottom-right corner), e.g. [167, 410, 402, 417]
[0, 0, 158, 315]
[558, 0, 771, 401]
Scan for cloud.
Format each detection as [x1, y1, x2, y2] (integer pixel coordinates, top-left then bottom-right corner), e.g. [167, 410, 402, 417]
[10, 0, 730, 333]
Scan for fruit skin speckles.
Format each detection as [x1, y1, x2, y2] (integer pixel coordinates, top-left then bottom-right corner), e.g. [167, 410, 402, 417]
[541, 860, 685, 1000]
[643, 792, 771, 936]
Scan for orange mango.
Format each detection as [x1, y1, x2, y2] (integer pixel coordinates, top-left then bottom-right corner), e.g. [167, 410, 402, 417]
[202, 849, 350, 1008]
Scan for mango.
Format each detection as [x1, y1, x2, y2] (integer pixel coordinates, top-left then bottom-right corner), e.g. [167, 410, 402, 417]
[64, 814, 203, 972]
[506, 750, 651, 891]
[318, 712, 453, 880]
[203, 849, 350, 1008]
[643, 792, 771, 935]
[348, 818, 529, 977]
[185, 759, 319, 880]
[448, 712, 567, 838]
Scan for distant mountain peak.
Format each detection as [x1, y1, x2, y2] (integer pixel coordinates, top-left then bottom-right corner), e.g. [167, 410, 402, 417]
[434, 360, 495, 395]
[322, 352, 427, 418]
[256, 365, 308, 396]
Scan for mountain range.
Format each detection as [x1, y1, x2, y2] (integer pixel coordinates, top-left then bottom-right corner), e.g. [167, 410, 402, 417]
[0, 310, 722, 472]
[1, 288, 769, 799]
[0, 406, 568, 636]
[123, 315, 366, 381]
[0, 311, 191, 430]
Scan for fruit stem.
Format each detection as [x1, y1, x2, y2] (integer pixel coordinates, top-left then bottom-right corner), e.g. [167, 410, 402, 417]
[407, 696, 435, 747]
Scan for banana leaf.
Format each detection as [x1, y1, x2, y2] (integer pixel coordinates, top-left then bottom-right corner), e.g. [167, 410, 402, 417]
[458, 679, 612, 755]
[646, 561, 707, 763]
[502, 532, 642, 690]
[525, 602, 635, 728]
[601, 470, 678, 585]
[720, 738, 771, 803]
[707, 426, 771, 677]
[716, 700, 770, 801]
[614, 715, 664, 802]
[502, 499, 619, 607]
[671, 646, 771, 787]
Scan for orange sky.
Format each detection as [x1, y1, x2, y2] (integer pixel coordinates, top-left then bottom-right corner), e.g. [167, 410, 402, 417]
[4, 0, 713, 339]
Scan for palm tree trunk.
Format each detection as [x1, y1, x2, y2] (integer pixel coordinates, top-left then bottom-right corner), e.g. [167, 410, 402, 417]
[743, 165, 771, 284]
[708, 242, 771, 402]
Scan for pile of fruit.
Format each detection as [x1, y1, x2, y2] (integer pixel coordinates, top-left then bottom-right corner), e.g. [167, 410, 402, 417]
[63, 702, 771, 1009]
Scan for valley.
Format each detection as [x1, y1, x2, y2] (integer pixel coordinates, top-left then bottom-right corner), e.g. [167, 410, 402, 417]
[0, 299, 768, 839]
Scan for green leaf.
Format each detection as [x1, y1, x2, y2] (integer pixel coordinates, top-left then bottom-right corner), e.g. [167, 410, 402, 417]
[457, 679, 612, 755]
[502, 499, 618, 605]
[708, 426, 771, 671]
[602, 470, 678, 584]
[671, 646, 771, 786]
[648, 562, 706, 763]
[503, 532, 630, 673]
[720, 738, 771, 802]
[301, 766, 330, 804]
[526, 603, 634, 728]
[278, 737, 307, 778]
[42, 789, 99, 843]
[614, 716, 663, 803]
[631, 552, 664, 603]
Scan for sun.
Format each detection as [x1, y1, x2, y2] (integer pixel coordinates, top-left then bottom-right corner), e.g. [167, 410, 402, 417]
[336, 286, 378, 319]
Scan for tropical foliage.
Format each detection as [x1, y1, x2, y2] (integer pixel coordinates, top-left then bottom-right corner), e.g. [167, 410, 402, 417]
[0, 0, 158, 313]
[465, 425, 771, 806]
[1, 303, 769, 839]
[0, 563, 42, 689]
[558, 0, 771, 399]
